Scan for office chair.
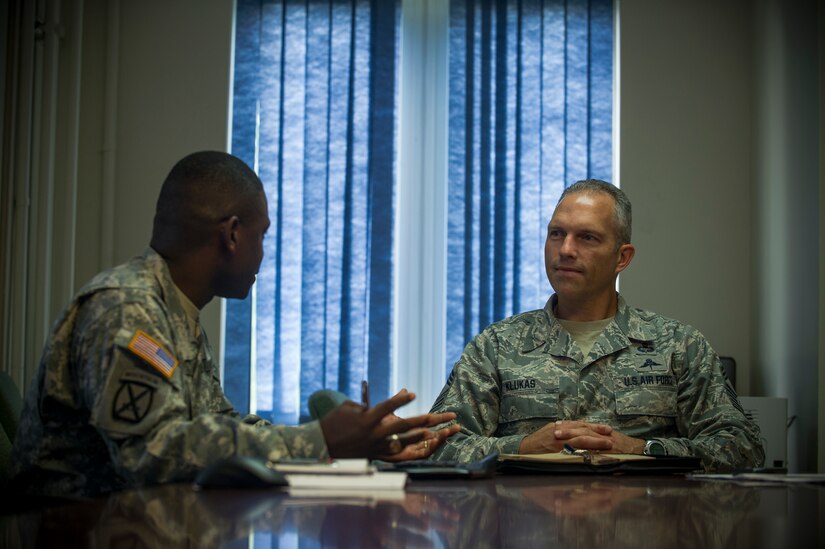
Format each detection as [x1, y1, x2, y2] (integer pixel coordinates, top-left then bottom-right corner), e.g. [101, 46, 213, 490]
[719, 356, 736, 392]
[0, 371, 24, 482]
[307, 389, 349, 420]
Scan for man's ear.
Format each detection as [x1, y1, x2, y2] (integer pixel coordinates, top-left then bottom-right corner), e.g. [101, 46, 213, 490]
[219, 216, 241, 254]
[615, 243, 635, 274]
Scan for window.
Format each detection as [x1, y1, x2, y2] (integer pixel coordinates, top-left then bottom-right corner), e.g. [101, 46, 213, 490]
[225, 0, 613, 422]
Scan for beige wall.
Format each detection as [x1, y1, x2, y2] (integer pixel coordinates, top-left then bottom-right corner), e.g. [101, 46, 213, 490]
[0, 0, 233, 389]
[620, 0, 822, 472]
[751, 0, 821, 473]
[75, 0, 234, 364]
[819, 0, 825, 475]
[618, 0, 755, 392]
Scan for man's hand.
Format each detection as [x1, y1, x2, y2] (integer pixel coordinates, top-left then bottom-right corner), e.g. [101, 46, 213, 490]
[377, 414, 462, 462]
[319, 389, 460, 459]
[519, 420, 645, 454]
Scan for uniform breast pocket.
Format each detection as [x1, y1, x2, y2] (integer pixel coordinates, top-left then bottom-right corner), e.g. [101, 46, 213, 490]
[498, 387, 559, 435]
[612, 378, 677, 418]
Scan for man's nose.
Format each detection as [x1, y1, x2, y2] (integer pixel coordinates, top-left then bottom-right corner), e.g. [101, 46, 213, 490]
[559, 235, 576, 257]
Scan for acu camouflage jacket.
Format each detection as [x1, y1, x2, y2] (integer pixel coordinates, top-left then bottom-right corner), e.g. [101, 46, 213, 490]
[12, 248, 327, 496]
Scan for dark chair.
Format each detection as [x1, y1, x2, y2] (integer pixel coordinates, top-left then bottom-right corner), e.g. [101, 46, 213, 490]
[719, 356, 737, 392]
[307, 389, 349, 420]
[0, 371, 24, 483]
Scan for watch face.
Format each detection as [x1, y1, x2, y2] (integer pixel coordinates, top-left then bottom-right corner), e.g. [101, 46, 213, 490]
[645, 440, 666, 456]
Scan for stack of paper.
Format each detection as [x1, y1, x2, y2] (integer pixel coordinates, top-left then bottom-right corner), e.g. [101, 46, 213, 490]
[271, 459, 408, 497]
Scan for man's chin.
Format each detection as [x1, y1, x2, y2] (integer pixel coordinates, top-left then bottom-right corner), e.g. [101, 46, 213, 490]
[218, 284, 253, 301]
[548, 278, 583, 294]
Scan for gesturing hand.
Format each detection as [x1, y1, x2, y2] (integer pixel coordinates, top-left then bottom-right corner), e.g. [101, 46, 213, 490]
[377, 413, 462, 462]
[319, 389, 460, 459]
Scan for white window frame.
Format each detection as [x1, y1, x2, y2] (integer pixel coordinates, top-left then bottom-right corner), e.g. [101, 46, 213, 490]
[393, 0, 450, 415]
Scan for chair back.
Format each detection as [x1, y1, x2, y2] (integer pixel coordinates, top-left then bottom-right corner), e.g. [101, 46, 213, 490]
[308, 389, 349, 420]
[719, 356, 737, 392]
[0, 371, 23, 483]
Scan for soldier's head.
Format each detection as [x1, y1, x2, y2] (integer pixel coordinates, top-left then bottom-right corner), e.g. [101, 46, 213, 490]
[151, 151, 269, 300]
[557, 179, 632, 247]
[544, 179, 635, 312]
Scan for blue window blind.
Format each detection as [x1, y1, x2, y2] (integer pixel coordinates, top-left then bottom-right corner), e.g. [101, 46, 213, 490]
[225, 0, 613, 422]
[445, 0, 613, 375]
[226, 0, 399, 423]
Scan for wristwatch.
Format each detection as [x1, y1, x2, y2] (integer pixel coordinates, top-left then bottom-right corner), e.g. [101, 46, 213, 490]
[643, 439, 666, 456]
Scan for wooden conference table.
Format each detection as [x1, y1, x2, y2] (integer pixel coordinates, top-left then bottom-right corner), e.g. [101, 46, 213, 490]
[2, 473, 823, 548]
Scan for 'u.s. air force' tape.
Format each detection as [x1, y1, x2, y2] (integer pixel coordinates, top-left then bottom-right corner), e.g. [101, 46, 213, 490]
[127, 329, 179, 379]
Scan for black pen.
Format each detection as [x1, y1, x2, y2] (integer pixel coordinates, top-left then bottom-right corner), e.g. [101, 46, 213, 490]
[361, 379, 369, 409]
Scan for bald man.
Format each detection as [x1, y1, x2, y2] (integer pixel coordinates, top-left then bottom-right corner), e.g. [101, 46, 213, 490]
[11, 151, 458, 497]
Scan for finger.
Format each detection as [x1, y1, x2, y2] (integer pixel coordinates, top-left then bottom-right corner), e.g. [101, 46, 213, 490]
[380, 411, 455, 435]
[438, 423, 462, 435]
[395, 429, 428, 447]
[367, 390, 416, 422]
[421, 411, 457, 427]
[417, 429, 449, 454]
[381, 424, 460, 461]
[413, 424, 461, 457]
[554, 420, 590, 429]
[554, 425, 609, 441]
[434, 423, 461, 440]
[382, 429, 428, 456]
[567, 435, 614, 451]
[586, 422, 613, 435]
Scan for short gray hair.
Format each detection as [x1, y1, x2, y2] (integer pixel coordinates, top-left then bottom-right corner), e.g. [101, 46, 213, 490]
[557, 179, 632, 245]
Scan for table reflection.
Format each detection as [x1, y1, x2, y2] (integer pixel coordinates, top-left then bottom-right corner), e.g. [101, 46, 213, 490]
[2, 476, 822, 548]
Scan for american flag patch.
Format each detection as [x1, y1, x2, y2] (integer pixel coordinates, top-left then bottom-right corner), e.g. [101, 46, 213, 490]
[127, 330, 179, 379]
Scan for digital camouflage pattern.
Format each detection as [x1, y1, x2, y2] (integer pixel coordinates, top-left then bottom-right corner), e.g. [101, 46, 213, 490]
[11, 248, 328, 497]
[430, 294, 764, 472]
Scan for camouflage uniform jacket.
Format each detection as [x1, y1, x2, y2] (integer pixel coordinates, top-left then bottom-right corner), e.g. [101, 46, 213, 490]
[429, 294, 764, 472]
[11, 248, 328, 497]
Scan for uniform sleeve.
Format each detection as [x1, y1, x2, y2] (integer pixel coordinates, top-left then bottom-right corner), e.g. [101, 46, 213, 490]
[428, 329, 525, 462]
[657, 332, 764, 472]
[76, 295, 328, 487]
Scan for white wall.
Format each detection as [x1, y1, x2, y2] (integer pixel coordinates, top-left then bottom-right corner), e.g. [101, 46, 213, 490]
[1, 0, 234, 388]
[619, 0, 822, 472]
[619, 0, 755, 393]
[74, 0, 234, 365]
[751, 0, 821, 473]
[819, 0, 825, 476]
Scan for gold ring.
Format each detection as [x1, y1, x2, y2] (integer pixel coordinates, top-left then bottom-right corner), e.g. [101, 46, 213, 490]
[387, 433, 402, 454]
[423, 440, 430, 450]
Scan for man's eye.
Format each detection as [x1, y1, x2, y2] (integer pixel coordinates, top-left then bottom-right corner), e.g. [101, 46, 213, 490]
[548, 229, 562, 238]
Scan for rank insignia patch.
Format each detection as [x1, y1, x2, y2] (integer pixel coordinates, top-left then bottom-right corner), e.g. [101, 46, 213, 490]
[128, 330, 179, 379]
[112, 380, 155, 423]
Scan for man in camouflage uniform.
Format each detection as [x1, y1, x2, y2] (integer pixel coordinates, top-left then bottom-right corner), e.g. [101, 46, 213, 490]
[11, 151, 458, 497]
[430, 179, 763, 471]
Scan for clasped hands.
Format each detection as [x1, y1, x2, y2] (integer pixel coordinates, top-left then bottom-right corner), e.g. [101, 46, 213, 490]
[518, 419, 645, 455]
[319, 389, 461, 461]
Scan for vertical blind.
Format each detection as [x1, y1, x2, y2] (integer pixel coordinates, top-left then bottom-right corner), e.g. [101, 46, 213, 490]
[225, 0, 613, 422]
[445, 0, 613, 375]
[226, 0, 399, 423]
